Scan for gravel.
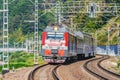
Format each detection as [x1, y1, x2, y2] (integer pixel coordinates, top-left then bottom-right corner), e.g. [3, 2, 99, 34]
[57, 58, 98, 80]
[33, 65, 55, 80]
[2, 67, 33, 80]
[100, 56, 120, 75]
[2, 56, 119, 80]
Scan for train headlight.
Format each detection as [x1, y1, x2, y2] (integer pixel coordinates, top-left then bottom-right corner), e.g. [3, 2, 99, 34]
[54, 26, 58, 31]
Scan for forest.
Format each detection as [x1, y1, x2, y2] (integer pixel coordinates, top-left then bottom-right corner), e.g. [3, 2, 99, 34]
[0, 0, 120, 46]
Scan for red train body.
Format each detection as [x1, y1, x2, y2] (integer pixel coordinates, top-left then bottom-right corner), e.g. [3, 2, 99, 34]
[41, 24, 95, 63]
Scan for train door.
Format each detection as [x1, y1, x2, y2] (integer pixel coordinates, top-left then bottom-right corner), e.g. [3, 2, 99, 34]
[72, 36, 77, 56]
[92, 38, 96, 56]
[68, 34, 72, 56]
[84, 35, 90, 57]
[75, 37, 77, 54]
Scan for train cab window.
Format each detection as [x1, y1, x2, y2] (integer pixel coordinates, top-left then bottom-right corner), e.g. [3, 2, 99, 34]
[55, 34, 64, 40]
[47, 33, 63, 40]
[47, 34, 55, 39]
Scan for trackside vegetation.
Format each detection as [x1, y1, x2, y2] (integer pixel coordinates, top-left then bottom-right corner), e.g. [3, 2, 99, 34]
[0, 51, 45, 73]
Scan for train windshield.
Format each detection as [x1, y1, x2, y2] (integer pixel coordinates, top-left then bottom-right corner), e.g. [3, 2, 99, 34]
[47, 33, 63, 40]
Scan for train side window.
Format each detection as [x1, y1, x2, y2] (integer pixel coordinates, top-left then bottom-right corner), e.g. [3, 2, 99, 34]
[85, 36, 90, 45]
[78, 38, 83, 45]
[85, 36, 88, 44]
[47, 34, 55, 39]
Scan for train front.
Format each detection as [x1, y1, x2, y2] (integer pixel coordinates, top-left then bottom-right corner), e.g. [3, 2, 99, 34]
[41, 24, 68, 63]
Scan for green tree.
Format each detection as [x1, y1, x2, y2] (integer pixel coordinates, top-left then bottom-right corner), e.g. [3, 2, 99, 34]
[9, 28, 26, 45]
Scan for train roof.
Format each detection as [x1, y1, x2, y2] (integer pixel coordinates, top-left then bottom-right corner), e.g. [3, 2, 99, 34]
[44, 24, 69, 32]
[74, 31, 84, 39]
[44, 23, 93, 39]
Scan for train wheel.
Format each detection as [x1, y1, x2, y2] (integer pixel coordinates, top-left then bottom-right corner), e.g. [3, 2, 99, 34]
[88, 53, 91, 58]
[77, 54, 85, 60]
[65, 57, 70, 62]
[77, 54, 81, 60]
[82, 54, 85, 59]
[93, 52, 95, 57]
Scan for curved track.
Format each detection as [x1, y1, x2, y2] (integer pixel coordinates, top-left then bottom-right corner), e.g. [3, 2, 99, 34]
[28, 64, 61, 80]
[84, 55, 120, 80]
[52, 64, 61, 80]
[28, 64, 49, 80]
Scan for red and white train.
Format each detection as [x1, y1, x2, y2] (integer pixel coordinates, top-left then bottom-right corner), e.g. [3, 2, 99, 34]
[41, 24, 96, 63]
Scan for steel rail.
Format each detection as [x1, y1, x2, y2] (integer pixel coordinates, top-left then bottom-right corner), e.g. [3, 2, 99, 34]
[84, 55, 120, 80]
[28, 64, 49, 80]
[84, 56, 108, 80]
[52, 64, 61, 80]
[98, 55, 120, 78]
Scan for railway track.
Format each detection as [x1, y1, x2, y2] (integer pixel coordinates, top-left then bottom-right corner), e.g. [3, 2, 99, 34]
[28, 64, 61, 80]
[28, 64, 49, 80]
[28, 55, 120, 80]
[52, 64, 61, 80]
[84, 55, 120, 80]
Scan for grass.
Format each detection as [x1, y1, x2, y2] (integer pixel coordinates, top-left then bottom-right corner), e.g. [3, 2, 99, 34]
[116, 56, 120, 75]
[0, 51, 45, 73]
[117, 62, 120, 68]
[118, 70, 120, 75]
[116, 56, 120, 68]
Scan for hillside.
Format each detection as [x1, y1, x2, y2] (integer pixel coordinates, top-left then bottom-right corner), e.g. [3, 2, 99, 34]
[0, 0, 120, 46]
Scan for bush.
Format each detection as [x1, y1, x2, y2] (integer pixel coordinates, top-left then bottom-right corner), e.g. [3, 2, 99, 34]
[0, 51, 44, 72]
[117, 62, 120, 68]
